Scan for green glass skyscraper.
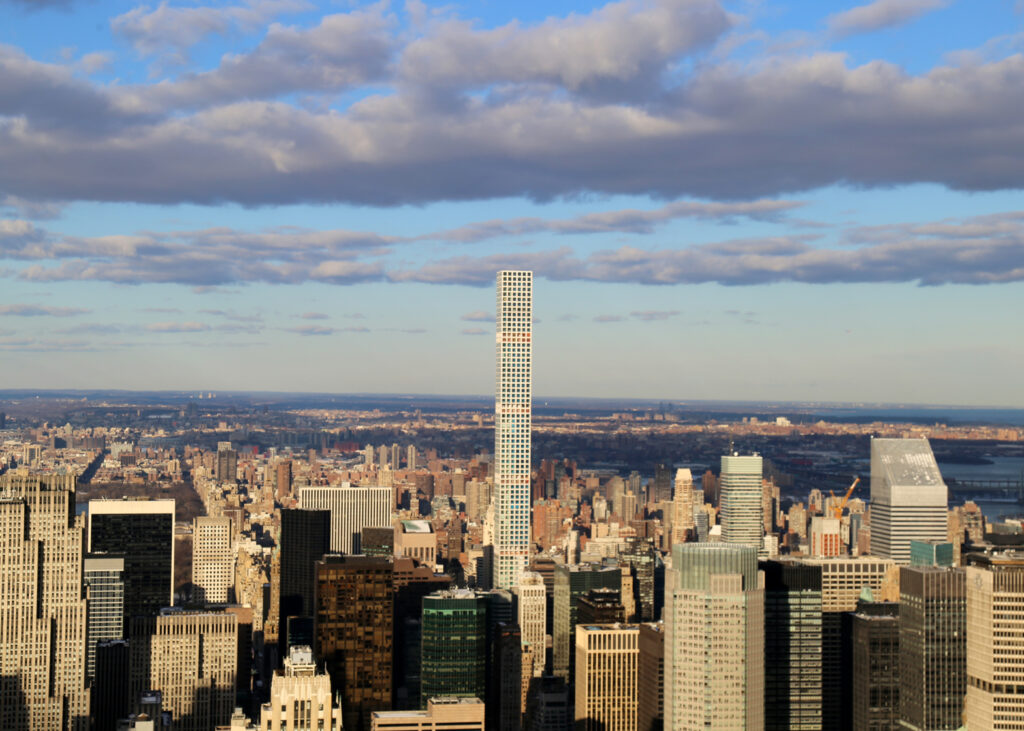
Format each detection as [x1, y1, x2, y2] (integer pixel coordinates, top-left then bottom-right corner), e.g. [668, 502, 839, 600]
[420, 589, 489, 706]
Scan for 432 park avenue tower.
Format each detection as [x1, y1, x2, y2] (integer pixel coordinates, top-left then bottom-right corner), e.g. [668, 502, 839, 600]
[494, 271, 533, 590]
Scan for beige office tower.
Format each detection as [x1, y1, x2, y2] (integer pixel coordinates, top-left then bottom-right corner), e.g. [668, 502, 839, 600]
[260, 645, 343, 730]
[965, 551, 1024, 730]
[672, 469, 694, 546]
[0, 469, 90, 730]
[193, 516, 234, 604]
[371, 697, 485, 731]
[575, 624, 639, 731]
[407, 445, 417, 472]
[870, 438, 948, 563]
[517, 571, 547, 675]
[130, 609, 238, 731]
[664, 543, 764, 731]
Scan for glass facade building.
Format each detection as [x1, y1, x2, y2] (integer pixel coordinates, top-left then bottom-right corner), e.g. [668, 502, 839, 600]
[420, 590, 489, 705]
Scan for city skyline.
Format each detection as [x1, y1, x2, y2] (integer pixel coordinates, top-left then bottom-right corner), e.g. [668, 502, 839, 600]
[0, 1, 1022, 406]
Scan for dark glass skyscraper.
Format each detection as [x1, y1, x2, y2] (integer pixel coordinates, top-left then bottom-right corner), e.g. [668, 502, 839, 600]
[898, 566, 966, 731]
[420, 590, 489, 705]
[87, 498, 175, 621]
[762, 560, 823, 731]
[278, 508, 331, 655]
[850, 601, 900, 731]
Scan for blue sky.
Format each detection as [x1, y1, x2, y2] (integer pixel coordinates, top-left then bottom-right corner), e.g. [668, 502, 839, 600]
[1, 0, 1023, 405]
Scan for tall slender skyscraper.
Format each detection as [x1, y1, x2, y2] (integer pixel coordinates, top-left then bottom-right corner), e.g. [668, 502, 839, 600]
[719, 454, 764, 550]
[869, 438, 948, 563]
[494, 270, 532, 590]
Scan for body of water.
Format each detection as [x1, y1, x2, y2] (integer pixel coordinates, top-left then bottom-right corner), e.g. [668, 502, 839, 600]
[938, 456, 1024, 523]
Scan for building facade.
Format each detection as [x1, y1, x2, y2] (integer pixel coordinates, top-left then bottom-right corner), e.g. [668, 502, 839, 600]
[517, 571, 547, 674]
[898, 566, 966, 730]
[88, 497, 176, 619]
[494, 269, 533, 590]
[129, 609, 238, 731]
[84, 554, 125, 682]
[299, 484, 392, 554]
[420, 590, 489, 704]
[869, 438, 949, 563]
[574, 624, 639, 731]
[0, 470, 90, 731]
[964, 551, 1024, 731]
[260, 646, 343, 731]
[553, 562, 621, 682]
[762, 560, 823, 731]
[664, 543, 764, 731]
[671, 468, 694, 546]
[719, 455, 764, 550]
[193, 516, 234, 604]
[315, 555, 394, 731]
[850, 602, 900, 731]
[371, 698, 485, 731]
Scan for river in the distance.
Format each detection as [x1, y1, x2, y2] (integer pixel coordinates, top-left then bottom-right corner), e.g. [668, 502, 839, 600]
[938, 456, 1024, 523]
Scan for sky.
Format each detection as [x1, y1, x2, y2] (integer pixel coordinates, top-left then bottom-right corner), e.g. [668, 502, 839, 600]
[1, 0, 1023, 405]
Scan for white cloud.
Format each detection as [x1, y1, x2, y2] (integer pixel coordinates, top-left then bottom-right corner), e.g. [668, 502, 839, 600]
[828, 0, 948, 38]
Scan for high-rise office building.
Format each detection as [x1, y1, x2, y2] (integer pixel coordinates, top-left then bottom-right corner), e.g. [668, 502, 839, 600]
[850, 601, 900, 731]
[719, 454, 764, 550]
[804, 556, 895, 731]
[278, 508, 331, 654]
[636, 623, 664, 731]
[260, 645, 344, 731]
[664, 543, 764, 731]
[88, 498, 175, 620]
[299, 483, 392, 554]
[0, 470, 90, 730]
[761, 560, 823, 731]
[275, 459, 293, 500]
[84, 554, 126, 682]
[964, 551, 1024, 730]
[574, 624, 639, 731]
[421, 590, 489, 704]
[217, 443, 238, 483]
[553, 562, 621, 682]
[315, 555, 394, 731]
[192, 516, 234, 604]
[671, 468, 694, 546]
[407, 445, 417, 472]
[92, 638, 131, 731]
[898, 566, 966, 730]
[494, 269, 532, 590]
[869, 438, 948, 563]
[517, 571, 547, 674]
[622, 536, 658, 622]
[129, 608, 238, 731]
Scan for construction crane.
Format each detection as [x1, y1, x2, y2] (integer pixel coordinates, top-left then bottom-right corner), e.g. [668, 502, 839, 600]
[828, 477, 860, 520]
